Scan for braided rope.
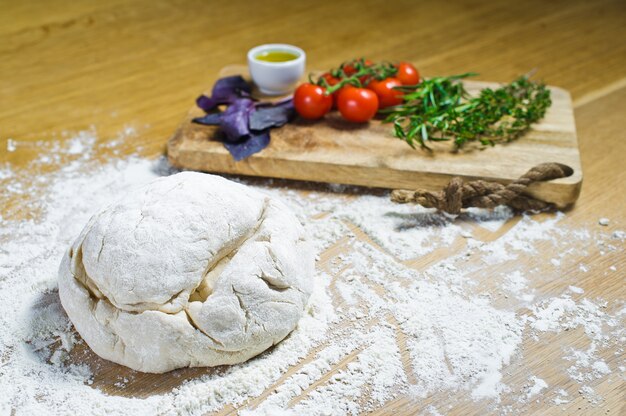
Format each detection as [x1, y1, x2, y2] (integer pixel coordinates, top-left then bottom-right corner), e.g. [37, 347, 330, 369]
[390, 163, 573, 214]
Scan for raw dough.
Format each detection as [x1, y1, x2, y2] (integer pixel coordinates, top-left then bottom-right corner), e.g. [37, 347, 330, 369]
[58, 172, 314, 373]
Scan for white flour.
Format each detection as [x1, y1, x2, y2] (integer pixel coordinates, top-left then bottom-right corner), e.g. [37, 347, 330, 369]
[0, 130, 624, 415]
[524, 376, 548, 401]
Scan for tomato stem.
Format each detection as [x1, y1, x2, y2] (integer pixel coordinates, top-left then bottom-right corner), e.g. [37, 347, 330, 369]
[314, 58, 399, 95]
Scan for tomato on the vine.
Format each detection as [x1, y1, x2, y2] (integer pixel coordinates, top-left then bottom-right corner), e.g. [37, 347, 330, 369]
[319, 73, 342, 106]
[342, 59, 373, 76]
[396, 62, 420, 85]
[336, 86, 379, 123]
[358, 74, 372, 86]
[320, 73, 340, 87]
[293, 83, 333, 120]
[367, 77, 404, 107]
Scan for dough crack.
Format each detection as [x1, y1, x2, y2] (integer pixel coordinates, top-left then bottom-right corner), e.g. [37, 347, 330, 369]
[263, 245, 288, 281]
[133, 210, 146, 235]
[133, 189, 150, 236]
[190, 246, 238, 303]
[95, 211, 114, 264]
[248, 197, 271, 242]
[258, 273, 289, 292]
[189, 198, 272, 303]
[182, 309, 225, 348]
[73, 247, 103, 300]
[232, 286, 251, 335]
[96, 235, 106, 264]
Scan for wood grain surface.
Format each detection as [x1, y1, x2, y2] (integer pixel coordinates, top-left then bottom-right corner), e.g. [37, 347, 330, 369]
[1, 0, 625, 415]
[168, 66, 582, 207]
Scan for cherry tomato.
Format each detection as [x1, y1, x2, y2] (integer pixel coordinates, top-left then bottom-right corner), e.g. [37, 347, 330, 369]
[320, 73, 340, 87]
[293, 83, 333, 120]
[342, 64, 356, 76]
[396, 62, 420, 85]
[319, 73, 342, 108]
[337, 86, 379, 123]
[358, 74, 372, 86]
[368, 77, 404, 108]
[342, 59, 373, 76]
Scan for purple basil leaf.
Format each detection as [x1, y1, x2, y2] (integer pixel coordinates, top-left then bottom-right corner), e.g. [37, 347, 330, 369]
[212, 75, 251, 97]
[192, 112, 222, 126]
[223, 130, 270, 161]
[196, 75, 252, 112]
[196, 95, 219, 112]
[249, 100, 295, 131]
[220, 98, 255, 141]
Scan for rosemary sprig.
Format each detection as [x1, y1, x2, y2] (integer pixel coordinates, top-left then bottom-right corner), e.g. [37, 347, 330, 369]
[381, 73, 552, 150]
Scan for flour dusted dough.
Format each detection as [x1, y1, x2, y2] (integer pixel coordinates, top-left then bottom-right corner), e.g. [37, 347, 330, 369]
[58, 172, 314, 373]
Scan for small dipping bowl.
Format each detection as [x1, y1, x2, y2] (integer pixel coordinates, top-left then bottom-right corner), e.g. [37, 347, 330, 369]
[247, 44, 305, 95]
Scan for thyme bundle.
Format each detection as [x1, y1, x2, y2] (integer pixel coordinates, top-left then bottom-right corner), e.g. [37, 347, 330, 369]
[382, 73, 552, 150]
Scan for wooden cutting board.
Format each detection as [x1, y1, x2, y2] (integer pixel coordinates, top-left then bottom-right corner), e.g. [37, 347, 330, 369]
[168, 65, 582, 206]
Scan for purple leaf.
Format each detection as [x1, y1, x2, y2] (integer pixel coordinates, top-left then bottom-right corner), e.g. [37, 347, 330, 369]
[223, 130, 270, 161]
[191, 75, 287, 160]
[250, 100, 295, 131]
[192, 112, 222, 125]
[196, 75, 252, 112]
[212, 75, 251, 97]
[196, 95, 219, 112]
[220, 98, 255, 141]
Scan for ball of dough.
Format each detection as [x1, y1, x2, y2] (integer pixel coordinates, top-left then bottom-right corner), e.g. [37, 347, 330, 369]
[58, 172, 314, 373]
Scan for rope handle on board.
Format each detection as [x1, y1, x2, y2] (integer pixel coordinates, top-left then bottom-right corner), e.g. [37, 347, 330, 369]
[390, 162, 574, 215]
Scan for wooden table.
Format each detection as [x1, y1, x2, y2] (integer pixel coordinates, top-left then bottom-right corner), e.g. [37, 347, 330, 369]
[1, 0, 624, 414]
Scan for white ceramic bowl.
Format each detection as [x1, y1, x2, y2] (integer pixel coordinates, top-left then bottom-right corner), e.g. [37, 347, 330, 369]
[247, 44, 306, 95]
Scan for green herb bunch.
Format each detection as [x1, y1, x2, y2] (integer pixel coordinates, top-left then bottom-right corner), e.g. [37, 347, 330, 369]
[382, 73, 552, 150]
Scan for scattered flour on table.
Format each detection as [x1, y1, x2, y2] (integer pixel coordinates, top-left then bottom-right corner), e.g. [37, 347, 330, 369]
[523, 376, 548, 401]
[0, 129, 624, 415]
[568, 285, 585, 294]
[502, 271, 535, 303]
[552, 388, 570, 405]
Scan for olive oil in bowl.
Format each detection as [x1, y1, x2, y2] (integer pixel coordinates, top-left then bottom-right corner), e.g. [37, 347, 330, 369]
[247, 43, 306, 95]
[254, 50, 299, 63]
